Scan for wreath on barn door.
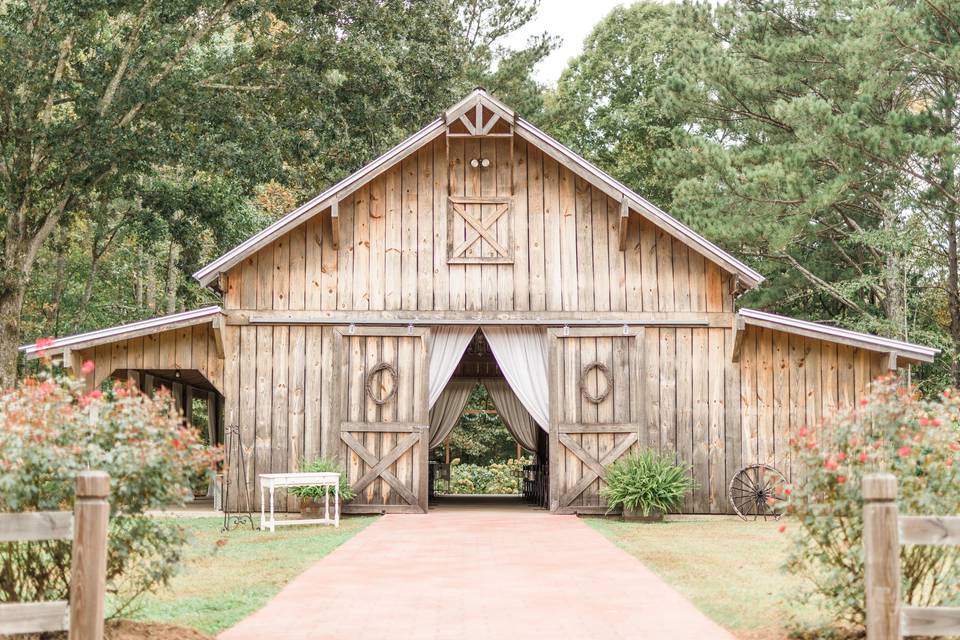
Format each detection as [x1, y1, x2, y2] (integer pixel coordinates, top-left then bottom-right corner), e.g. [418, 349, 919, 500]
[579, 361, 612, 404]
[365, 362, 398, 405]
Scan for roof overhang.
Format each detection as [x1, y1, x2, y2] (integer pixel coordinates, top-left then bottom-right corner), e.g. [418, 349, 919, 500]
[20, 306, 224, 359]
[736, 308, 939, 365]
[192, 89, 765, 292]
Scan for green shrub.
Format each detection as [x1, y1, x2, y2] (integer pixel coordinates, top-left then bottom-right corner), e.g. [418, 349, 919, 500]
[0, 365, 218, 615]
[600, 450, 693, 516]
[786, 374, 960, 637]
[445, 457, 531, 494]
[288, 458, 356, 502]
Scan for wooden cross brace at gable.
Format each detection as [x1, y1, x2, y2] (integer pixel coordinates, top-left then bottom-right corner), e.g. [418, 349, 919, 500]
[447, 196, 513, 263]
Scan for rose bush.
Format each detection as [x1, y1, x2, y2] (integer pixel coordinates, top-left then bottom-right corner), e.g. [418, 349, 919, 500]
[786, 374, 960, 637]
[0, 363, 219, 614]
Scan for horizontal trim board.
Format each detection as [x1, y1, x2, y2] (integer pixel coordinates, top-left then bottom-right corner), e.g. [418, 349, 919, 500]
[341, 505, 426, 515]
[899, 515, 960, 546]
[901, 606, 960, 636]
[234, 310, 731, 327]
[340, 422, 428, 433]
[557, 423, 640, 434]
[332, 326, 430, 338]
[0, 512, 73, 542]
[0, 601, 69, 635]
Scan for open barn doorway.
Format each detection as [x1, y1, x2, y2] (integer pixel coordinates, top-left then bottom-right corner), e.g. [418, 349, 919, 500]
[428, 331, 548, 511]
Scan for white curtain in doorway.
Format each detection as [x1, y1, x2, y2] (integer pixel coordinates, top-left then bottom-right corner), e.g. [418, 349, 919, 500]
[428, 326, 477, 408]
[484, 378, 538, 451]
[428, 378, 475, 449]
[481, 327, 550, 431]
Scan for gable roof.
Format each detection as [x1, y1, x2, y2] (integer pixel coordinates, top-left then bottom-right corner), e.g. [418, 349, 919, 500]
[737, 308, 938, 365]
[19, 306, 223, 358]
[193, 89, 765, 290]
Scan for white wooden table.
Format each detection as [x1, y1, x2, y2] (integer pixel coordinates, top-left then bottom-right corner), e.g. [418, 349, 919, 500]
[259, 472, 340, 532]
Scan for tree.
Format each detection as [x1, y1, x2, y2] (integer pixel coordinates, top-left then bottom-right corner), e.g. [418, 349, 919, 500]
[653, 0, 949, 385]
[542, 2, 686, 206]
[5, 0, 551, 385]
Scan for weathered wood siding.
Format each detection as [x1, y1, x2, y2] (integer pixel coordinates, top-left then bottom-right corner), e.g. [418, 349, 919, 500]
[222, 137, 734, 315]
[75, 323, 223, 393]
[214, 130, 891, 513]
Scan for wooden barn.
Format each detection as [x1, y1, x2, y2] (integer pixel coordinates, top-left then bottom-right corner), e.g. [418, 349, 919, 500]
[22, 89, 938, 516]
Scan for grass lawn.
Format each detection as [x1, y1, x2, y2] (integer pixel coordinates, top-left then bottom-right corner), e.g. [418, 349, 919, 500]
[124, 516, 375, 636]
[587, 517, 824, 640]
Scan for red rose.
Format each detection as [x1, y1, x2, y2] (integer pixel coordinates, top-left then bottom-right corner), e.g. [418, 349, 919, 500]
[837, 452, 847, 461]
[824, 459, 839, 471]
[88, 389, 102, 400]
[798, 427, 809, 438]
[784, 488, 792, 496]
[778, 525, 786, 533]
[172, 439, 183, 450]
[81, 360, 95, 374]
[860, 398, 869, 406]
[920, 417, 930, 427]
[898, 446, 912, 457]
[859, 452, 869, 463]
[947, 459, 954, 467]
[933, 418, 942, 427]
[836, 475, 846, 484]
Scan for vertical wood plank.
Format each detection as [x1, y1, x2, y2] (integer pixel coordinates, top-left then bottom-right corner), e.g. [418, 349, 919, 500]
[512, 139, 530, 311]
[352, 186, 370, 311]
[692, 328, 709, 513]
[558, 165, 578, 311]
[756, 328, 774, 466]
[675, 328, 694, 512]
[418, 144, 435, 310]
[707, 328, 725, 513]
[639, 219, 657, 312]
[495, 137, 513, 310]
[527, 145, 546, 311]
[447, 137, 466, 310]
[543, 155, 562, 311]
[432, 138, 449, 311]
[336, 194, 354, 311]
[401, 155, 418, 310]
[606, 193, 626, 312]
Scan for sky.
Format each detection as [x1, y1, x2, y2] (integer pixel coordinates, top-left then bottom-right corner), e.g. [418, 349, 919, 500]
[501, 0, 632, 85]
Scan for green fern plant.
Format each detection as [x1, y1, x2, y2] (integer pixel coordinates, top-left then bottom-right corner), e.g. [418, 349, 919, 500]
[288, 457, 356, 502]
[600, 450, 693, 516]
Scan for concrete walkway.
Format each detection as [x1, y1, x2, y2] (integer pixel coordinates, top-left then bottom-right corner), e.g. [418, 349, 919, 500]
[218, 505, 735, 640]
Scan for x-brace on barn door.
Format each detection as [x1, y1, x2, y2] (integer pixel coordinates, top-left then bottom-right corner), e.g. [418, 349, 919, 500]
[333, 326, 430, 514]
[548, 327, 645, 514]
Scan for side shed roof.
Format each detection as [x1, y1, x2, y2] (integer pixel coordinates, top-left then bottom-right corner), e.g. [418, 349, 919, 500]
[19, 306, 223, 358]
[736, 308, 939, 365]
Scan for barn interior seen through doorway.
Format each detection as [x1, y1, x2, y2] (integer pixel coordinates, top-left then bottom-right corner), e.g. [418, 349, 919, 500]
[428, 331, 548, 511]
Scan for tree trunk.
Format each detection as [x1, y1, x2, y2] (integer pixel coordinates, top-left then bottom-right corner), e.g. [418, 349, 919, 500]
[0, 278, 28, 389]
[165, 239, 179, 315]
[145, 252, 156, 312]
[49, 228, 69, 336]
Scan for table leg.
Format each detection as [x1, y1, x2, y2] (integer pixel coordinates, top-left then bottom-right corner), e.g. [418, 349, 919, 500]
[259, 484, 265, 531]
[269, 486, 275, 533]
[324, 487, 329, 523]
[335, 482, 340, 528]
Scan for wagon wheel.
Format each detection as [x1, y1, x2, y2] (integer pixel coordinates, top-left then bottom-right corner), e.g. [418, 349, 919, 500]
[728, 464, 788, 521]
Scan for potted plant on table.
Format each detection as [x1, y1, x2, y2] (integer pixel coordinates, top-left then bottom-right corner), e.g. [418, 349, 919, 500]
[289, 458, 356, 518]
[600, 450, 693, 522]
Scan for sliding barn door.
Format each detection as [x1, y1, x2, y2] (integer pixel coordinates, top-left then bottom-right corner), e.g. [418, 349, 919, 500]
[333, 327, 430, 514]
[548, 328, 644, 514]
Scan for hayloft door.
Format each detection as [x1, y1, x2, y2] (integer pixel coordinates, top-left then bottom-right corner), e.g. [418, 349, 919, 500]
[333, 326, 430, 514]
[548, 327, 644, 514]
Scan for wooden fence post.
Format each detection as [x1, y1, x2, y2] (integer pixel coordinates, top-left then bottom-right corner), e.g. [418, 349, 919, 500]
[69, 471, 110, 640]
[863, 473, 901, 640]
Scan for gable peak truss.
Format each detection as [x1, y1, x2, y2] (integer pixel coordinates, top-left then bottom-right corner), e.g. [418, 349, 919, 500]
[193, 89, 765, 291]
